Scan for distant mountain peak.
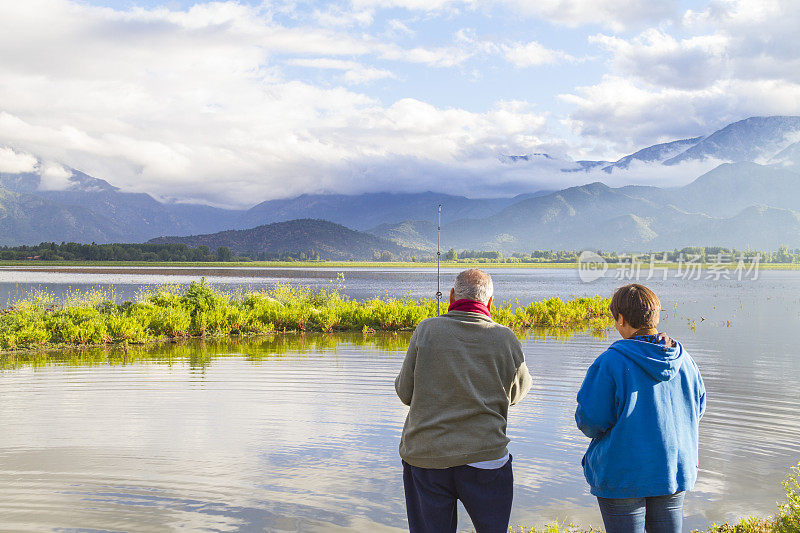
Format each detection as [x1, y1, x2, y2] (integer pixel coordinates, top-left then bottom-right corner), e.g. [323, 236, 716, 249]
[0, 164, 118, 194]
[498, 153, 554, 164]
[663, 115, 800, 166]
[602, 136, 705, 172]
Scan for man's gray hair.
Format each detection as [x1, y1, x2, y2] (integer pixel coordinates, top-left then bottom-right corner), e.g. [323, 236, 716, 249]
[453, 269, 494, 304]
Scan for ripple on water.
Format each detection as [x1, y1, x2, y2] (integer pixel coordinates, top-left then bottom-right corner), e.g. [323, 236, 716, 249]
[1, 269, 800, 531]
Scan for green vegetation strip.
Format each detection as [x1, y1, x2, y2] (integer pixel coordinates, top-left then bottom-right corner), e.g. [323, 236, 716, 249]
[0, 280, 613, 353]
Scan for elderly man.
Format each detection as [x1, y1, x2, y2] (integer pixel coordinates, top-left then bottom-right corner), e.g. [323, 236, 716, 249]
[395, 268, 532, 533]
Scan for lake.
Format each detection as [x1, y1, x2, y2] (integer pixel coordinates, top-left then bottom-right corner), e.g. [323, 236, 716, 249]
[1, 265, 799, 532]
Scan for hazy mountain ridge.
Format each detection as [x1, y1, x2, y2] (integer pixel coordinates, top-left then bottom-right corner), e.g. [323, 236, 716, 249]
[0, 169, 118, 193]
[239, 191, 535, 231]
[602, 136, 705, 172]
[1, 115, 799, 251]
[0, 167, 240, 244]
[664, 116, 800, 165]
[148, 219, 418, 260]
[0, 187, 127, 246]
[434, 162, 800, 252]
[770, 141, 800, 169]
[368, 220, 439, 251]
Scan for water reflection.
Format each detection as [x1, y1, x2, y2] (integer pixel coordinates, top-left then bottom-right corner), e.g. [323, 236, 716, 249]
[0, 269, 799, 531]
[0, 334, 412, 370]
[0, 326, 604, 371]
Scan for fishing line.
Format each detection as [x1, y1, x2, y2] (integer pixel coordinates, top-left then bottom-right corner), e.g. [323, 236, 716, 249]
[436, 204, 442, 316]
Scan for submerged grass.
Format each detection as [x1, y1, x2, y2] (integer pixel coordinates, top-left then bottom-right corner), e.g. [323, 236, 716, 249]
[0, 279, 613, 353]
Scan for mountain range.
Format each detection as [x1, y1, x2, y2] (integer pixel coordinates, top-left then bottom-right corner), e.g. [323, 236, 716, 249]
[149, 219, 415, 260]
[435, 162, 800, 252]
[1, 115, 799, 253]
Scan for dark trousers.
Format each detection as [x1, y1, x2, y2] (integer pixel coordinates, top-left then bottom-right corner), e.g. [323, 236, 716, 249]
[402, 456, 513, 533]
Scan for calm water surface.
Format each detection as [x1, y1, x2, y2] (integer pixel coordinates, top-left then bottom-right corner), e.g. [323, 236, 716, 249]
[1, 266, 799, 532]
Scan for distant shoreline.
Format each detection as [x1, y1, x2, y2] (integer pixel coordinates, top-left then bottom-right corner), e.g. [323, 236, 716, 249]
[0, 260, 798, 270]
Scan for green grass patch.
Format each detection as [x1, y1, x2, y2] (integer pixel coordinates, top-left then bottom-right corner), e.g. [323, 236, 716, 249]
[0, 279, 614, 354]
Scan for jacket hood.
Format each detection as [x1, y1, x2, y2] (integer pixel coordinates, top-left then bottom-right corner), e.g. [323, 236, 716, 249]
[608, 338, 684, 382]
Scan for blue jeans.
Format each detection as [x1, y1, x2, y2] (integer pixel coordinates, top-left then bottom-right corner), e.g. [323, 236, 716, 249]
[596, 492, 685, 533]
[402, 456, 513, 533]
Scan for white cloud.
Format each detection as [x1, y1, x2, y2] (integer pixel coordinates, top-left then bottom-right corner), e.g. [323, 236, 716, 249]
[312, 6, 374, 27]
[379, 44, 473, 67]
[3, 0, 797, 206]
[386, 19, 415, 36]
[560, 0, 800, 155]
[561, 76, 800, 155]
[37, 162, 74, 191]
[590, 30, 730, 90]
[0, 1, 556, 206]
[350, 0, 471, 12]
[682, 0, 800, 83]
[351, 0, 677, 29]
[500, 0, 679, 30]
[0, 146, 37, 174]
[287, 58, 396, 84]
[503, 41, 575, 67]
[343, 67, 397, 84]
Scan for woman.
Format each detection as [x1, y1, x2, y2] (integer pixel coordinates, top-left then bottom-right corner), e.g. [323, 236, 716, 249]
[575, 283, 706, 533]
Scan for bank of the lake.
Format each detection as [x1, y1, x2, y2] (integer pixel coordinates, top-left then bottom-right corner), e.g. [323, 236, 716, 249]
[2, 260, 798, 269]
[0, 280, 613, 353]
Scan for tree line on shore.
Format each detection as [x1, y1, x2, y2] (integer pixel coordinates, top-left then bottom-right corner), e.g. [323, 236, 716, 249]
[2, 242, 799, 264]
[443, 246, 799, 264]
[0, 242, 319, 262]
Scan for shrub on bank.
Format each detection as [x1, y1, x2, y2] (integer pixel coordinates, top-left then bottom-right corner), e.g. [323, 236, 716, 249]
[0, 279, 614, 352]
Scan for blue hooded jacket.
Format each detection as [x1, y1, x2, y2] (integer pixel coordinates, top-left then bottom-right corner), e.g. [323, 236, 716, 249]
[575, 337, 706, 498]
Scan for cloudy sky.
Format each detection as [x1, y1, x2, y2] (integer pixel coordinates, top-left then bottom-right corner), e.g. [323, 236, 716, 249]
[0, 0, 799, 207]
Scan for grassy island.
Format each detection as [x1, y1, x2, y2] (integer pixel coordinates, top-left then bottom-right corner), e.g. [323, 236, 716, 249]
[0, 280, 613, 353]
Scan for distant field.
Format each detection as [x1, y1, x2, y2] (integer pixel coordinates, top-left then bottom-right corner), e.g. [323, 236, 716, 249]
[0, 260, 797, 270]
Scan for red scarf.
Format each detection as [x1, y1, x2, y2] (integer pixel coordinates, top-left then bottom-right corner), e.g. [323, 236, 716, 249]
[448, 298, 491, 317]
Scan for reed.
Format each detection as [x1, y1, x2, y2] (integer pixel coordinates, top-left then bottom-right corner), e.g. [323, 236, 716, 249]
[0, 279, 613, 353]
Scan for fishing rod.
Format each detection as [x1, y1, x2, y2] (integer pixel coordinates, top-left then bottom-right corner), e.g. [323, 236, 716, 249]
[436, 204, 442, 316]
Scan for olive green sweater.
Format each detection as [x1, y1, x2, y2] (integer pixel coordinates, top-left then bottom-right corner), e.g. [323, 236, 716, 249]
[395, 310, 532, 469]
